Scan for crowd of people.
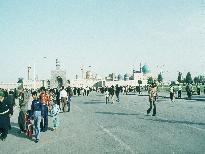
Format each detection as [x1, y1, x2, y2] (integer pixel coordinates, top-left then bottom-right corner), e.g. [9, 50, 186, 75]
[0, 85, 73, 142]
[0, 83, 204, 142]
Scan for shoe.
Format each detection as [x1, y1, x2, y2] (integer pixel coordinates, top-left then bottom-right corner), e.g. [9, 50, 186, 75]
[35, 139, 39, 143]
[1, 137, 6, 141]
[152, 114, 156, 116]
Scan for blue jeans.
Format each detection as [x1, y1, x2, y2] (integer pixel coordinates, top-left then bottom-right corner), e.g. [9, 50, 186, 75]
[41, 105, 48, 131]
[34, 111, 41, 140]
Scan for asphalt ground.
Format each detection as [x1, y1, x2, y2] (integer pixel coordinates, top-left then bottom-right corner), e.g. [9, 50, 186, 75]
[0, 91, 205, 154]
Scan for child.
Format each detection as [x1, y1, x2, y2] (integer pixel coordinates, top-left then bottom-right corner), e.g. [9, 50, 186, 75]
[31, 91, 42, 143]
[51, 102, 60, 131]
[25, 110, 33, 138]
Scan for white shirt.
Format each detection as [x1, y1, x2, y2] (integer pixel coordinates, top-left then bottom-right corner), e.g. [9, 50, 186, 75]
[51, 104, 60, 116]
[178, 85, 182, 91]
[60, 89, 67, 98]
[105, 91, 109, 97]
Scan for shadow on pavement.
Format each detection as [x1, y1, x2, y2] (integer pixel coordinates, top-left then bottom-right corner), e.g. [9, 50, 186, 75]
[139, 117, 205, 126]
[84, 101, 105, 104]
[9, 122, 33, 141]
[138, 94, 149, 97]
[95, 111, 140, 116]
[126, 93, 137, 95]
[186, 95, 205, 101]
[91, 99, 102, 102]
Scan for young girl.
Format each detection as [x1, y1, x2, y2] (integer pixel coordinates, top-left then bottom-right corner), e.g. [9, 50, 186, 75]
[51, 102, 60, 131]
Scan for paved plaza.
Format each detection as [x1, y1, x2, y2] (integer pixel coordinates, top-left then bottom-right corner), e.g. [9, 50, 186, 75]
[0, 91, 205, 154]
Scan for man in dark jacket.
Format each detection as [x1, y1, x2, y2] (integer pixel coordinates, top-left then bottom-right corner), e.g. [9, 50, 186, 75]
[0, 91, 11, 141]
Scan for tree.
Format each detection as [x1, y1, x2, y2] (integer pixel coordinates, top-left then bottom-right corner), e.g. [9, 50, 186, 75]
[147, 77, 154, 85]
[194, 77, 199, 85]
[177, 72, 183, 83]
[185, 72, 193, 84]
[17, 77, 24, 84]
[199, 75, 205, 84]
[157, 73, 163, 83]
[138, 80, 142, 85]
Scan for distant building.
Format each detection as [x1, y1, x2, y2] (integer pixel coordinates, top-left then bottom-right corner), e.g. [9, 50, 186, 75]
[0, 82, 21, 90]
[105, 73, 118, 81]
[50, 59, 67, 89]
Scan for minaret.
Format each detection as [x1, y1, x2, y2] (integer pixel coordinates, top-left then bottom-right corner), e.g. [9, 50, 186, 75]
[140, 63, 142, 73]
[27, 66, 31, 80]
[56, 59, 60, 70]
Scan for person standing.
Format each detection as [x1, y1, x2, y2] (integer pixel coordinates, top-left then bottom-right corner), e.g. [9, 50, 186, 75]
[66, 86, 73, 112]
[19, 89, 30, 111]
[31, 91, 42, 143]
[147, 83, 157, 116]
[197, 84, 201, 95]
[77, 88, 81, 96]
[115, 84, 120, 102]
[186, 84, 192, 99]
[51, 102, 60, 131]
[39, 87, 50, 132]
[178, 84, 182, 99]
[105, 89, 109, 104]
[86, 87, 90, 96]
[169, 84, 175, 102]
[110, 86, 115, 104]
[0, 91, 11, 141]
[60, 86, 68, 112]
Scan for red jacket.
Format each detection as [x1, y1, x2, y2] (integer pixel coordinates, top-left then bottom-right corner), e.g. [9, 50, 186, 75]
[39, 93, 50, 106]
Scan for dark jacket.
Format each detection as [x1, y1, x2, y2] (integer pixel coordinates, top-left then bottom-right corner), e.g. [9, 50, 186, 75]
[31, 99, 42, 112]
[0, 98, 11, 129]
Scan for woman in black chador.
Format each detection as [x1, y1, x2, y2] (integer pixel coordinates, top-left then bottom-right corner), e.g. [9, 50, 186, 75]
[0, 90, 12, 141]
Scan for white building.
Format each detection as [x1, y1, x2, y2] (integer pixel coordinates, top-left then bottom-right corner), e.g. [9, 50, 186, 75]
[0, 82, 21, 90]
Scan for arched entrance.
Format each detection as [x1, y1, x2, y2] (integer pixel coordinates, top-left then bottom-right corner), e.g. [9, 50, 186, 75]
[57, 76, 63, 88]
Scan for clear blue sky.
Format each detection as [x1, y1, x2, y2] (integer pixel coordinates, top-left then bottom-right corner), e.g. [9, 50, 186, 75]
[0, 0, 204, 82]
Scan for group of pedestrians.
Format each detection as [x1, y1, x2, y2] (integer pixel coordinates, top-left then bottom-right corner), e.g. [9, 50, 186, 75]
[12, 86, 72, 143]
[169, 83, 203, 101]
[30, 86, 73, 143]
[104, 84, 121, 104]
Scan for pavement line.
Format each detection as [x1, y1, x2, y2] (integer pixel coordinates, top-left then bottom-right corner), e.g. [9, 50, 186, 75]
[73, 104, 83, 112]
[188, 125, 205, 132]
[117, 105, 205, 133]
[96, 122, 135, 154]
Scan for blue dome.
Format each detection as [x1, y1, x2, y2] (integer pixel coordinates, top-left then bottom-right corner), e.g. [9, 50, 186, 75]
[142, 65, 150, 74]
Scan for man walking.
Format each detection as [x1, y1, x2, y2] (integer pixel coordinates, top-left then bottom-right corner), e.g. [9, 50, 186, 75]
[147, 83, 157, 116]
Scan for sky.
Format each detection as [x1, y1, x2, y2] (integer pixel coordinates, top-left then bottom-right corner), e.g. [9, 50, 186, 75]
[0, 0, 204, 82]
